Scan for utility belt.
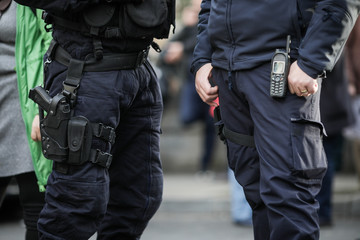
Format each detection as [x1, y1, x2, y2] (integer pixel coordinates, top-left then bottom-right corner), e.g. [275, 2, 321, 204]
[53, 40, 149, 71]
[28, 40, 152, 173]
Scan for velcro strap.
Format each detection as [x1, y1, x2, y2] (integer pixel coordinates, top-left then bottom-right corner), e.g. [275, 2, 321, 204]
[92, 123, 116, 144]
[90, 149, 112, 168]
[223, 127, 255, 148]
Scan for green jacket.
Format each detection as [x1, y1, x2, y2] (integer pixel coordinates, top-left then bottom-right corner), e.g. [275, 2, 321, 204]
[15, 5, 52, 192]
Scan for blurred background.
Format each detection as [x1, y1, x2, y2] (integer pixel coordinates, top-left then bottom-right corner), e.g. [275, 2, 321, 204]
[1, 0, 360, 239]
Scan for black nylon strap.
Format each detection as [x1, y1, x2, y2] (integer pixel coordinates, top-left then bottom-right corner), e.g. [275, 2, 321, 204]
[62, 58, 85, 107]
[223, 126, 255, 148]
[89, 149, 112, 168]
[45, 40, 58, 60]
[54, 44, 148, 71]
[65, 59, 84, 86]
[92, 123, 116, 144]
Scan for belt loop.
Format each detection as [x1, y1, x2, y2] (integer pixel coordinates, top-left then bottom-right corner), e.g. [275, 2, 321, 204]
[92, 38, 103, 60]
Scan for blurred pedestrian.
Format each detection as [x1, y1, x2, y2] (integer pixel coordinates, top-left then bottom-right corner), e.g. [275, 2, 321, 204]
[160, 0, 216, 174]
[192, 1, 360, 239]
[0, 1, 51, 239]
[346, 17, 360, 98]
[344, 16, 360, 188]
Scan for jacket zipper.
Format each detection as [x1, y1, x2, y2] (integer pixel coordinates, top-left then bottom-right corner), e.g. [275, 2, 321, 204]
[226, 0, 235, 89]
[226, 0, 235, 71]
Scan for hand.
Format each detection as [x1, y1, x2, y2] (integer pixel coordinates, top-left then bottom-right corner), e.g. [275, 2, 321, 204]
[288, 61, 318, 97]
[31, 115, 41, 142]
[195, 63, 219, 106]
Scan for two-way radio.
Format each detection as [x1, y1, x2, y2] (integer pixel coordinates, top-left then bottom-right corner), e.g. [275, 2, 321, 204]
[270, 35, 291, 98]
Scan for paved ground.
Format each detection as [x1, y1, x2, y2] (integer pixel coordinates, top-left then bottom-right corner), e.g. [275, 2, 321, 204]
[140, 173, 360, 240]
[1, 173, 359, 240]
[142, 213, 360, 240]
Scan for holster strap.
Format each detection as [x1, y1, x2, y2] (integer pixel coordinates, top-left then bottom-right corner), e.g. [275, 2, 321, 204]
[92, 123, 116, 144]
[90, 149, 112, 168]
[213, 106, 255, 148]
[223, 127, 255, 148]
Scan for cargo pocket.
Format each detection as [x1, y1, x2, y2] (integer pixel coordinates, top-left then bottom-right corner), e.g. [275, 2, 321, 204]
[290, 118, 327, 180]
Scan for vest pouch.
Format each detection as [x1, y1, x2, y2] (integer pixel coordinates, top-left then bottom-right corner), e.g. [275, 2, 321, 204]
[83, 4, 116, 34]
[123, 0, 174, 39]
[67, 116, 93, 165]
[40, 99, 71, 162]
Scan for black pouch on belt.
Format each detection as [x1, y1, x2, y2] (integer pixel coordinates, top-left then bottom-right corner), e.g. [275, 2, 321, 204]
[67, 116, 93, 165]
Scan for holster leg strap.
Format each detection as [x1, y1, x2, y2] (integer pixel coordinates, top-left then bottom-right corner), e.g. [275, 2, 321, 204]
[89, 149, 113, 168]
[92, 123, 116, 144]
[213, 106, 255, 148]
[223, 127, 255, 148]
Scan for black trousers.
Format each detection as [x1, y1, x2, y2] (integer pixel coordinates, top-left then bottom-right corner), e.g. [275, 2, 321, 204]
[38, 55, 163, 240]
[214, 63, 327, 240]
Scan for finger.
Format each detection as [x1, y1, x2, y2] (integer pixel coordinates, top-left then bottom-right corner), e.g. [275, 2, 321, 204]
[304, 80, 318, 95]
[31, 128, 39, 141]
[309, 80, 318, 94]
[288, 84, 295, 94]
[298, 88, 307, 96]
[36, 129, 41, 142]
[196, 85, 218, 105]
[31, 115, 41, 141]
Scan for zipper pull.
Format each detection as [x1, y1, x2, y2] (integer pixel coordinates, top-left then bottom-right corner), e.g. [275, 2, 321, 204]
[151, 41, 162, 53]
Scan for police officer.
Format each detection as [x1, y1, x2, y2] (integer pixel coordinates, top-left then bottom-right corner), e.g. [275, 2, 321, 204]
[192, 1, 359, 240]
[14, 0, 174, 239]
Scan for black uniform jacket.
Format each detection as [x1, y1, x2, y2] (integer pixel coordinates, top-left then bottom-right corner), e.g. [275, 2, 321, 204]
[191, 0, 360, 79]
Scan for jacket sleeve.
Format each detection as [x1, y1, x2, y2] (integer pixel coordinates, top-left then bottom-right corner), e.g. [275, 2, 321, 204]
[191, 0, 213, 74]
[297, 0, 360, 78]
[15, 6, 54, 191]
[14, 0, 141, 13]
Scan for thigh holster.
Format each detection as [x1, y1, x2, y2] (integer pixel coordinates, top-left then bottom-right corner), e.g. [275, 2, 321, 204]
[39, 93, 71, 162]
[29, 86, 114, 169]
